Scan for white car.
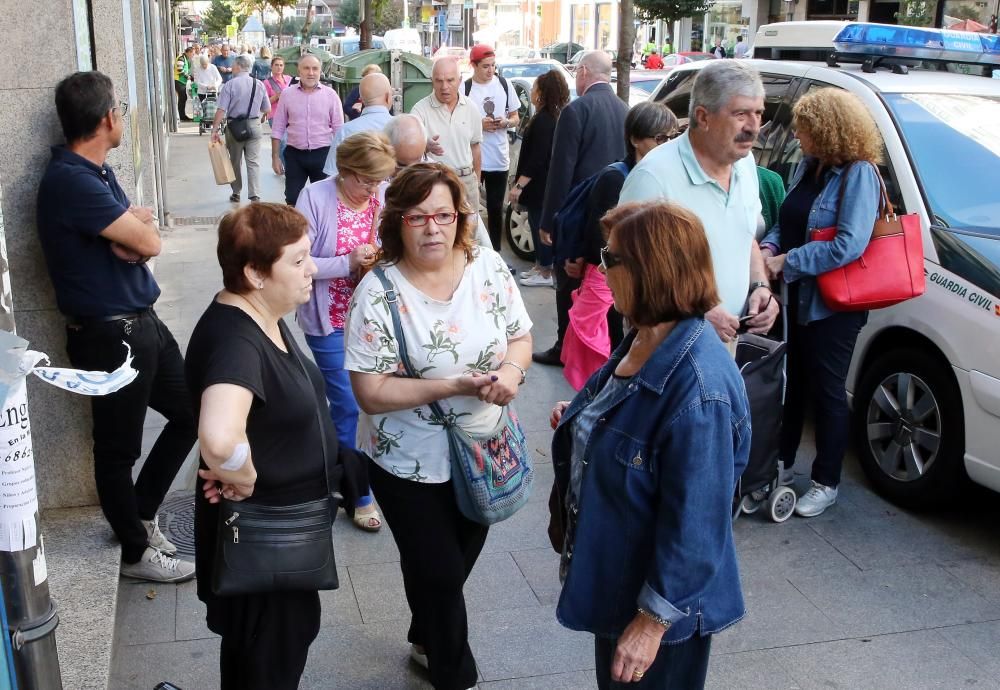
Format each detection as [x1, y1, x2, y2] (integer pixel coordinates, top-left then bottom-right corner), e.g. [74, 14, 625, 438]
[653, 25, 1000, 509]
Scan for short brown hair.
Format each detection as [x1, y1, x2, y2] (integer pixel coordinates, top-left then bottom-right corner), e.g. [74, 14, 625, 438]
[793, 88, 883, 167]
[217, 203, 308, 294]
[379, 163, 475, 265]
[336, 131, 397, 181]
[600, 201, 719, 326]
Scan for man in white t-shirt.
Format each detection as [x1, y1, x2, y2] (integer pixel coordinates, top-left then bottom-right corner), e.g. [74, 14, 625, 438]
[464, 44, 520, 251]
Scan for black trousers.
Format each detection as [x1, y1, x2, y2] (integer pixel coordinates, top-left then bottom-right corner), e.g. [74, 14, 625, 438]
[218, 590, 320, 690]
[780, 305, 868, 488]
[174, 80, 188, 120]
[481, 169, 508, 251]
[284, 145, 330, 206]
[65, 310, 196, 563]
[595, 634, 712, 690]
[369, 461, 488, 690]
[554, 260, 582, 350]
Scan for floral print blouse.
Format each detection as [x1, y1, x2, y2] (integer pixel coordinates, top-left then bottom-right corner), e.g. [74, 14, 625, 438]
[328, 197, 378, 330]
[344, 246, 532, 483]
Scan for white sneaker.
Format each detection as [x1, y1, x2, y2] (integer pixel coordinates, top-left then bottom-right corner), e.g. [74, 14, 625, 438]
[519, 266, 540, 280]
[795, 481, 838, 518]
[121, 547, 196, 583]
[521, 273, 553, 287]
[142, 514, 177, 554]
[409, 643, 429, 670]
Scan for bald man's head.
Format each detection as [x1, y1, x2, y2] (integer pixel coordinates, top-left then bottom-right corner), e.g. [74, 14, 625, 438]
[431, 57, 460, 105]
[360, 73, 392, 108]
[576, 50, 613, 94]
[384, 114, 427, 168]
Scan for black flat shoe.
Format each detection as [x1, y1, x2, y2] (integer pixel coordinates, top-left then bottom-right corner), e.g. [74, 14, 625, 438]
[249, 196, 260, 202]
[532, 346, 564, 367]
[229, 193, 240, 203]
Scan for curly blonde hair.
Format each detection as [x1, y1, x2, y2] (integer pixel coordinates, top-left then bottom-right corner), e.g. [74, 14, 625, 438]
[793, 89, 883, 166]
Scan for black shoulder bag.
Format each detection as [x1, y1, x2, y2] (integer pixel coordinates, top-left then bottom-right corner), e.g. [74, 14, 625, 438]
[211, 336, 341, 596]
[226, 79, 258, 143]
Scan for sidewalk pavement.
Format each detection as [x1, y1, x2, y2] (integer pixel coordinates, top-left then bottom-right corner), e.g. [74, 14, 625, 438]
[112, 125, 1000, 690]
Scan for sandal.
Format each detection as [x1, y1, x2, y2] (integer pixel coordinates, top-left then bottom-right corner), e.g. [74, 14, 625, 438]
[351, 507, 382, 532]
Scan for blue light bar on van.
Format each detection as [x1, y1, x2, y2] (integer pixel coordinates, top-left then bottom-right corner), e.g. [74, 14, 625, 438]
[833, 22, 1000, 66]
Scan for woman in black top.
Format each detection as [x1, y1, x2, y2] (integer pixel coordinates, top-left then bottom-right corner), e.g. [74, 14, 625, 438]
[509, 70, 570, 287]
[186, 204, 359, 690]
[561, 102, 677, 390]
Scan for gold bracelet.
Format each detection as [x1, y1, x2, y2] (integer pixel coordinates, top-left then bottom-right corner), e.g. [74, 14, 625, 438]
[499, 360, 526, 385]
[637, 607, 671, 630]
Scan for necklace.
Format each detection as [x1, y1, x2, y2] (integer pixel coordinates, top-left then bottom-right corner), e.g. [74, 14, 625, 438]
[400, 250, 463, 301]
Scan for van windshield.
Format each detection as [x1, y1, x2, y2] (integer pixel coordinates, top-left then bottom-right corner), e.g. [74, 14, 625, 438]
[885, 92, 1000, 236]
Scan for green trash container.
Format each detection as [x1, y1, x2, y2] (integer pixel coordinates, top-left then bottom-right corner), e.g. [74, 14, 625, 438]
[326, 49, 433, 114]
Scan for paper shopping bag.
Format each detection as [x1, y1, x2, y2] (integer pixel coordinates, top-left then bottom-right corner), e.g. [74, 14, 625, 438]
[208, 140, 236, 185]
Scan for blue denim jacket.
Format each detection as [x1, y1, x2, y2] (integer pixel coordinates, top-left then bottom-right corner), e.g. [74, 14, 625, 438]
[761, 159, 881, 324]
[552, 318, 751, 643]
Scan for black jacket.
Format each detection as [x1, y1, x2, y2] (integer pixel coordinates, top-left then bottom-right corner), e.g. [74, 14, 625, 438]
[539, 82, 628, 234]
[581, 157, 634, 265]
[513, 109, 557, 209]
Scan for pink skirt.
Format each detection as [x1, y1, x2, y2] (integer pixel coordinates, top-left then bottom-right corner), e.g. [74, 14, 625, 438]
[562, 264, 614, 391]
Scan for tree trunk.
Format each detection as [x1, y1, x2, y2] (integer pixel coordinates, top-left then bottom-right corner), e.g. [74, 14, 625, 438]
[361, 0, 373, 49]
[277, 7, 284, 49]
[616, 0, 635, 102]
[300, 1, 314, 46]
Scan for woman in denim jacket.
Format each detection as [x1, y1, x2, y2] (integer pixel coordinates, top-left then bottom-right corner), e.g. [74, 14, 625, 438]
[760, 88, 882, 518]
[550, 201, 751, 689]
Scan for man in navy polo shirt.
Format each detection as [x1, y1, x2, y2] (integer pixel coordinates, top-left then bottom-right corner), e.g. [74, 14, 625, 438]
[36, 71, 196, 583]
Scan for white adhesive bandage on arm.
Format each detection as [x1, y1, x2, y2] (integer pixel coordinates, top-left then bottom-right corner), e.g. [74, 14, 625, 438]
[219, 442, 250, 471]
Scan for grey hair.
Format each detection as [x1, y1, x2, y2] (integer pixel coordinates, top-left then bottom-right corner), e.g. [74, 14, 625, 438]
[688, 61, 764, 129]
[383, 114, 427, 148]
[624, 102, 678, 159]
[199, 55, 210, 68]
[234, 54, 253, 71]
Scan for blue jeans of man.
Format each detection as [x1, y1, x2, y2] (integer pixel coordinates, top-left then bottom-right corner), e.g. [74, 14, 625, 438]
[594, 633, 712, 689]
[305, 329, 372, 509]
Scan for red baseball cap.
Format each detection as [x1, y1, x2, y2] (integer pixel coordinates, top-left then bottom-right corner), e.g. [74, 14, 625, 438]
[469, 44, 496, 63]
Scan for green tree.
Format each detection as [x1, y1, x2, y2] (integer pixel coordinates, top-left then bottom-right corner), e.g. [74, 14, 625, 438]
[269, 0, 299, 46]
[202, 0, 235, 35]
[340, 0, 401, 36]
[338, 0, 361, 27]
[634, 0, 715, 33]
[949, 3, 982, 21]
[895, 0, 935, 26]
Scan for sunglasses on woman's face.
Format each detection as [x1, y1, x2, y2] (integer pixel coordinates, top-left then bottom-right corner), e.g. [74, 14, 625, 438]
[599, 246, 625, 271]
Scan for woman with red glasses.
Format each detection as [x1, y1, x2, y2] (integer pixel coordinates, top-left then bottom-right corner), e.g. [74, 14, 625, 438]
[345, 163, 533, 690]
[295, 130, 395, 532]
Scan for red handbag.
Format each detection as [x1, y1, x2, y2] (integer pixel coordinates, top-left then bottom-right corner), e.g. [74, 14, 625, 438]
[809, 164, 925, 311]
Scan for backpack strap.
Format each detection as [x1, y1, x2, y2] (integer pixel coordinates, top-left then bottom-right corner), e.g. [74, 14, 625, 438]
[497, 74, 510, 109]
[464, 78, 473, 97]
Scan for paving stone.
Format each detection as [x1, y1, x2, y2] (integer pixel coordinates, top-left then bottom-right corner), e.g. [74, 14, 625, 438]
[331, 511, 401, 566]
[941, 557, 1000, 606]
[348, 561, 409, 624]
[936, 620, 1000, 682]
[468, 604, 595, 682]
[705, 649, 802, 690]
[479, 670, 597, 689]
[787, 563, 1000, 638]
[734, 518, 859, 580]
[774, 629, 1000, 690]
[111, 638, 221, 690]
[320, 566, 364, 627]
[115, 581, 177, 646]
[481, 463, 557, 556]
[174, 579, 217, 642]
[713, 572, 843, 655]
[511, 547, 563, 605]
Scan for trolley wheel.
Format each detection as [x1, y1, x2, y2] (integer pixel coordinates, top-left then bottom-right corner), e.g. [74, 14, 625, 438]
[739, 494, 763, 515]
[768, 486, 796, 523]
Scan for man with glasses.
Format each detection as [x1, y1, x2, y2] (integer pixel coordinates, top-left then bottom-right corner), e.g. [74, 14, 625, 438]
[411, 57, 483, 209]
[36, 71, 197, 583]
[463, 44, 520, 251]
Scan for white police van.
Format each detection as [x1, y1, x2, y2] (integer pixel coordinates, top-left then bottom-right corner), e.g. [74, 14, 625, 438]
[653, 23, 1000, 509]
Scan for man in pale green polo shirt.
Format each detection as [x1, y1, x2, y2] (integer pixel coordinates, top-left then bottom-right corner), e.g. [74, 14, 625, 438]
[619, 61, 779, 350]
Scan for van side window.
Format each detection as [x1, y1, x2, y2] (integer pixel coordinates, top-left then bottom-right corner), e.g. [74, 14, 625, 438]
[754, 75, 798, 167]
[771, 80, 905, 213]
[654, 71, 697, 127]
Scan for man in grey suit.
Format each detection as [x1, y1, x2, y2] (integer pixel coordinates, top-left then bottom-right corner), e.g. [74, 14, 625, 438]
[533, 51, 628, 366]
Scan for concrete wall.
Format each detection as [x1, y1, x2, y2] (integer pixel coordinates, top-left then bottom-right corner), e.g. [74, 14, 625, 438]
[0, 0, 168, 509]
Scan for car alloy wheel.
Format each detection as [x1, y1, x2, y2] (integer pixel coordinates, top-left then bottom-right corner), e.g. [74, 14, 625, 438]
[865, 371, 942, 483]
[504, 203, 535, 260]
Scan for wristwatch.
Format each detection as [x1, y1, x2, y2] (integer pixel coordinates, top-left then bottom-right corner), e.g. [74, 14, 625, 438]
[748, 281, 770, 294]
[514, 182, 525, 191]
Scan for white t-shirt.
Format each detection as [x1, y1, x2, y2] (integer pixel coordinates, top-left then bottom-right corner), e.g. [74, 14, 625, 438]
[344, 247, 533, 483]
[466, 77, 521, 172]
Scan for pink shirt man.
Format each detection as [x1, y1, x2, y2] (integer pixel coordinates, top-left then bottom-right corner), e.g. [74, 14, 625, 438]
[270, 83, 344, 151]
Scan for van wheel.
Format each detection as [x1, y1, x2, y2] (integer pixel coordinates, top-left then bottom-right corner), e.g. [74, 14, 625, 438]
[504, 204, 535, 260]
[853, 349, 965, 509]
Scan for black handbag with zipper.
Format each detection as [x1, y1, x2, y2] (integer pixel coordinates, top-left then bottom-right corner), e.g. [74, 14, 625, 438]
[211, 338, 342, 596]
[225, 79, 258, 143]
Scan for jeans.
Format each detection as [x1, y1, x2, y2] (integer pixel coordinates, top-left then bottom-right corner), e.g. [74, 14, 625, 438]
[780, 304, 868, 488]
[526, 205, 552, 268]
[65, 310, 196, 563]
[481, 169, 508, 251]
[304, 330, 371, 509]
[594, 634, 712, 690]
[284, 145, 330, 206]
[369, 461, 488, 690]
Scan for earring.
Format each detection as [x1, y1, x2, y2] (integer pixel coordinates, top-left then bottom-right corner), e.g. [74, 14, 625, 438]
[258, 282, 264, 289]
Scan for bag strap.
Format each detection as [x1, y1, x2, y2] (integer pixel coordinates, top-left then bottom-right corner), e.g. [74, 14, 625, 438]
[245, 79, 258, 120]
[835, 161, 894, 229]
[366, 198, 380, 245]
[372, 267, 451, 424]
[464, 78, 473, 97]
[267, 76, 285, 93]
[285, 324, 338, 500]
